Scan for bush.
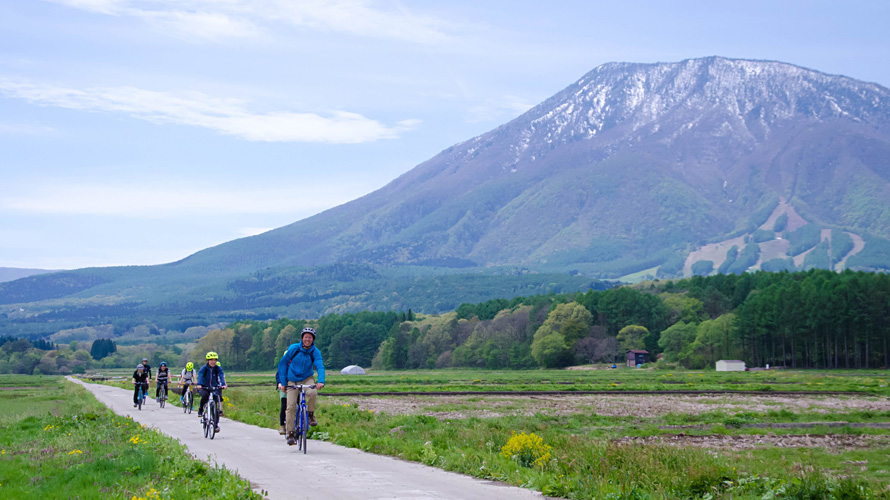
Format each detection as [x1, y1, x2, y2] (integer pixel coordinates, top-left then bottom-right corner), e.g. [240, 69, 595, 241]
[761, 257, 796, 272]
[691, 260, 714, 276]
[773, 213, 788, 232]
[786, 224, 822, 256]
[752, 229, 776, 243]
[500, 432, 552, 468]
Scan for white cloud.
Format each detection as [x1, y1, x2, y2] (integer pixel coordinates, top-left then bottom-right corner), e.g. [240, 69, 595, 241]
[0, 79, 418, 143]
[1, 182, 369, 218]
[47, 0, 451, 44]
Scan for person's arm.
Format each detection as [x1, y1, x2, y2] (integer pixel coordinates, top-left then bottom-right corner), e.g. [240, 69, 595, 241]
[218, 367, 226, 389]
[276, 348, 291, 391]
[313, 348, 325, 389]
[196, 366, 204, 389]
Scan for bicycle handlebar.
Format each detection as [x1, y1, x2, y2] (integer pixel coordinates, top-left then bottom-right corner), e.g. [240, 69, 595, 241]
[284, 384, 317, 390]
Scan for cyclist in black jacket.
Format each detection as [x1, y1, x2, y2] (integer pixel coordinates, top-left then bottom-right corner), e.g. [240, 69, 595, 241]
[132, 365, 149, 407]
[155, 361, 170, 402]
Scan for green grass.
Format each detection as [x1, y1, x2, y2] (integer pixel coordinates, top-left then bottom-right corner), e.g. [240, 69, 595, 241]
[194, 368, 890, 499]
[0, 375, 263, 499]
[216, 368, 890, 395]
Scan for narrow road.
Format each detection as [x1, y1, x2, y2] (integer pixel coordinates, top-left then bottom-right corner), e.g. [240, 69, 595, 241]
[69, 377, 546, 500]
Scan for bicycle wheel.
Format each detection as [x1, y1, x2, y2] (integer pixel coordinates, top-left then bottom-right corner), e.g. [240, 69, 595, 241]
[300, 407, 308, 454]
[187, 390, 193, 414]
[137, 386, 143, 411]
[203, 415, 210, 438]
[160, 391, 166, 408]
[208, 400, 217, 440]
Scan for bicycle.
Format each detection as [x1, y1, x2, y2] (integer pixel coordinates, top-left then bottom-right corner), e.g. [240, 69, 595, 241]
[201, 386, 223, 440]
[157, 382, 168, 408]
[134, 382, 148, 411]
[285, 384, 316, 454]
[181, 385, 193, 414]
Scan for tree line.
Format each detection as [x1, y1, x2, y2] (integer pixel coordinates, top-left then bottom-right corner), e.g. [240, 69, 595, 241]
[187, 269, 890, 372]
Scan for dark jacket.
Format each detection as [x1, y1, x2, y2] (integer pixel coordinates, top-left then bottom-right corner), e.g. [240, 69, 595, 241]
[141, 363, 152, 379]
[133, 370, 149, 384]
[277, 343, 325, 385]
[197, 363, 226, 388]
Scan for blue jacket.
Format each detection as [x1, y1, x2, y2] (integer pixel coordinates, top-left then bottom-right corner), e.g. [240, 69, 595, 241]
[277, 343, 325, 385]
[197, 363, 226, 388]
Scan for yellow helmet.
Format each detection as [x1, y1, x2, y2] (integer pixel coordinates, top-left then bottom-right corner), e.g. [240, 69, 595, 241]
[205, 351, 218, 360]
[186, 362, 194, 371]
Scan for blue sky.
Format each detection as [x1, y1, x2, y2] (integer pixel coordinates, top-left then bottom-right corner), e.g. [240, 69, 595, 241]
[2, 0, 888, 270]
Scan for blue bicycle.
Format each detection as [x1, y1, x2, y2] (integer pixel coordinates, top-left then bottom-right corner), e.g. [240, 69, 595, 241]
[134, 382, 148, 411]
[286, 384, 315, 454]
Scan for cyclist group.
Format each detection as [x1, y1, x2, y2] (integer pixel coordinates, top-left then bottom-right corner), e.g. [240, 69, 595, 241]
[130, 326, 325, 445]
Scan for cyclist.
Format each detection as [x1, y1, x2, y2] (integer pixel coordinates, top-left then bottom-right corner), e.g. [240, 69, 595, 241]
[274, 349, 287, 435]
[179, 361, 197, 405]
[155, 361, 170, 402]
[132, 364, 149, 407]
[196, 351, 227, 434]
[140, 358, 153, 379]
[277, 327, 325, 446]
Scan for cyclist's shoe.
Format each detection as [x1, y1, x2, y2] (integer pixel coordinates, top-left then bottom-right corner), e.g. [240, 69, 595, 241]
[308, 411, 317, 426]
[215, 426, 220, 433]
[286, 432, 296, 446]
[133, 404, 137, 408]
[279, 425, 286, 435]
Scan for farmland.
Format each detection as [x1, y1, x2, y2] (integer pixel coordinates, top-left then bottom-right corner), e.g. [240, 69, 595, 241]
[201, 367, 890, 499]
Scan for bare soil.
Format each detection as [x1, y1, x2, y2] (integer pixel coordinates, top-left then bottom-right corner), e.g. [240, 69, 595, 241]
[336, 393, 890, 420]
[616, 433, 889, 451]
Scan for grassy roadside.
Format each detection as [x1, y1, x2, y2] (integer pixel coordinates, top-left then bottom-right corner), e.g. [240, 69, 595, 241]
[0, 375, 264, 499]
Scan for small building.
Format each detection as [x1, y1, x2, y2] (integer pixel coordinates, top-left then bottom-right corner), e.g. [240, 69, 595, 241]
[716, 360, 746, 372]
[626, 350, 649, 367]
[340, 365, 366, 375]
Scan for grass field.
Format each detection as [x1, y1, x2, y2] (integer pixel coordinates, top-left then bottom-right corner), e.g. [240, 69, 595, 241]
[216, 368, 890, 499]
[0, 374, 263, 499]
[79, 367, 890, 499]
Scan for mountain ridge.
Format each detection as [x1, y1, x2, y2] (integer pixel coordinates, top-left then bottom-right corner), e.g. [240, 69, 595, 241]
[3, 56, 890, 336]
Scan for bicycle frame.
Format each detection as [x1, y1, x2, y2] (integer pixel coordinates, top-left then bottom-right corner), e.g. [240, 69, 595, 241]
[202, 386, 223, 440]
[286, 384, 316, 454]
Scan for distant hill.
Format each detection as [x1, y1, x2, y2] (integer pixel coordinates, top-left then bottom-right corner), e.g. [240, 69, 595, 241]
[3, 56, 890, 337]
[0, 267, 58, 283]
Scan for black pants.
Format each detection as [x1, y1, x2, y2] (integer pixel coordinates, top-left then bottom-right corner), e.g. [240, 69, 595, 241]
[198, 388, 222, 417]
[279, 397, 286, 426]
[133, 383, 148, 404]
[155, 381, 168, 399]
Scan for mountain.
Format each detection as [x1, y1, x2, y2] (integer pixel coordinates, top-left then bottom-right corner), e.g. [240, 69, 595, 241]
[3, 56, 890, 337]
[0, 267, 58, 283]
[177, 56, 890, 273]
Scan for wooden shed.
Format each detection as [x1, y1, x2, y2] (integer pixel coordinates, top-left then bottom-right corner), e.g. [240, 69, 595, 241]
[626, 350, 649, 367]
[716, 360, 746, 372]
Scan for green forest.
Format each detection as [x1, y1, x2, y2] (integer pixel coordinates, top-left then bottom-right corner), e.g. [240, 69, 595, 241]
[185, 269, 890, 372]
[3, 269, 888, 375]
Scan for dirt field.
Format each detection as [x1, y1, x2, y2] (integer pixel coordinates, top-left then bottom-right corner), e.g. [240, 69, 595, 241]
[616, 433, 890, 451]
[336, 393, 890, 420]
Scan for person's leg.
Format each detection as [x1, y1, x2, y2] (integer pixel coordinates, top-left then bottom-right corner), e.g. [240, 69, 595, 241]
[279, 396, 286, 425]
[198, 389, 210, 415]
[285, 383, 298, 442]
[133, 385, 140, 405]
[302, 376, 318, 425]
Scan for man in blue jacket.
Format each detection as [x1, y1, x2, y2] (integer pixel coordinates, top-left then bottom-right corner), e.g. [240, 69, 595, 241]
[197, 351, 227, 434]
[277, 327, 325, 446]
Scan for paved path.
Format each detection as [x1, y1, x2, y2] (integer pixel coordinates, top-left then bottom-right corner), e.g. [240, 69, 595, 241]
[69, 377, 546, 500]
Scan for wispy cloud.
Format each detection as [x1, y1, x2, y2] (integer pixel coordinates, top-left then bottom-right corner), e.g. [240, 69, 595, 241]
[0, 79, 418, 143]
[0, 122, 56, 135]
[466, 95, 534, 123]
[1, 181, 369, 218]
[47, 0, 452, 44]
